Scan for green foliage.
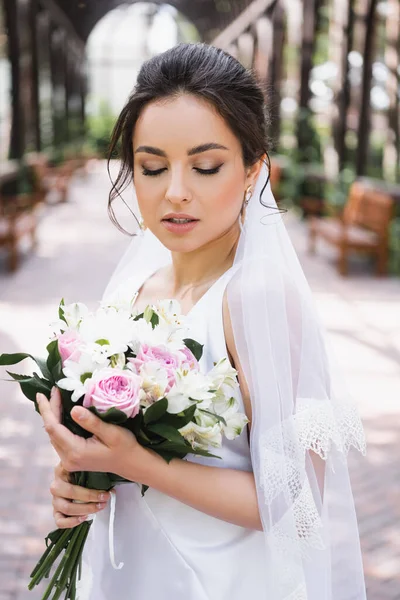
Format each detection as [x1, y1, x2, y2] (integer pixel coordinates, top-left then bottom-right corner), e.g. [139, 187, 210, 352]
[87, 100, 118, 158]
[0, 160, 38, 196]
[324, 167, 356, 215]
[388, 218, 400, 277]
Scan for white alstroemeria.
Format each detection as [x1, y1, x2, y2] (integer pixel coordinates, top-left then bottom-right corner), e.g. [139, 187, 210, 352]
[222, 410, 249, 440]
[78, 307, 135, 356]
[166, 369, 215, 414]
[194, 408, 220, 428]
[130, 318, 186, 353]
[155, 299, 185, 327]
[209, 358, 239, 390]
[61, 302, 90, 331]
[211, 396, 249, 441]
[135, 362, 169, 408]
[58, 353, 107, 402]
[100, 287, 138, 315]
[179, 421, 223, 451]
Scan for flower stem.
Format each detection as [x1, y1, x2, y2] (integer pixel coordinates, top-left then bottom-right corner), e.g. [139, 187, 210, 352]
[52, 521, 90, 600]
[28, 528, 73, 588]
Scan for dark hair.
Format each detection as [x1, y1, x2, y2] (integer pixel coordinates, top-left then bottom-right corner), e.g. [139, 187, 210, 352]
[107, 42, 279, 234]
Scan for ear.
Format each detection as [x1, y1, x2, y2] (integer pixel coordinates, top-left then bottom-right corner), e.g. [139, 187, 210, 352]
[245, 155, 265, 189]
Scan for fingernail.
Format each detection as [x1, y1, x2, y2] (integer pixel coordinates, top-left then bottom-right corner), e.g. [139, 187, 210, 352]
[78, 515, 87, 522]
[75, 407, 87, 420]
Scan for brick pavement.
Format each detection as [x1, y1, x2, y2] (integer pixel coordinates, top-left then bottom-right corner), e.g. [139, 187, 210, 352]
[0, 161, 399, 599]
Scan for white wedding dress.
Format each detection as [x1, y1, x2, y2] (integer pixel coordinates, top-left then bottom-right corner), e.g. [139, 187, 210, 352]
[77, 269, 267, 600]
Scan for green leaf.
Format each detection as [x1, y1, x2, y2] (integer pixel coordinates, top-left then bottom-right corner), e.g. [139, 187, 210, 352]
[162, 404, 197, 429]
[0, 352, 51, 380]
[147, 423, 186, 444]
[198, 409, 227, 426]
[133, 312, 144, 321]
[84, 472, 114, 490]
[5, 372, 52, 408]
[87, 406, 129, 425]
[152, 439, 191, 454]
[143, 397, 168, 425]
[150, 312, 159, 329]
[46, 340, 62, 382]
[58, 298, 67, 325]
[189, 447, 222, 459]
[182, 338, 203, 361]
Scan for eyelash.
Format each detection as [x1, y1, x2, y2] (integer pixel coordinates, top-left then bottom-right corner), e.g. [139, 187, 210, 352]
[141, 165, 223, 177]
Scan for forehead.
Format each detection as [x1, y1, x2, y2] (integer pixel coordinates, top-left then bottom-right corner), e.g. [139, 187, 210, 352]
[133, 94, 241, 153]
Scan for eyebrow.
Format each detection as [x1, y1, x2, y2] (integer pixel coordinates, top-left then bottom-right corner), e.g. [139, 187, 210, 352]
[134, 143, 229, 157]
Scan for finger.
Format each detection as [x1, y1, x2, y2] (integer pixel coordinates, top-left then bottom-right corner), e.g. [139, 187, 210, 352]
[70, 406, 116, 445]
[37, 393, 74, 449]
[50, 386, 62, 422]
[50, 478, 111, 504]
[53, 496, 108, 517]
[53, 510, 89, 529]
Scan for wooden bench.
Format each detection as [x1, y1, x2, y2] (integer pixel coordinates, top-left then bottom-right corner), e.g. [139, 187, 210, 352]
[308, 181, 394, 276]
[0, 194, 39, 272]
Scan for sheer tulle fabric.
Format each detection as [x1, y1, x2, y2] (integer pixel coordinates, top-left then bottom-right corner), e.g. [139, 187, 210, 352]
[103, 163, 367, 599]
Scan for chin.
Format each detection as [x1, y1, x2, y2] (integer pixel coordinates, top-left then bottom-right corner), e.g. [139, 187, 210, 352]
[155, 229, 211, 254]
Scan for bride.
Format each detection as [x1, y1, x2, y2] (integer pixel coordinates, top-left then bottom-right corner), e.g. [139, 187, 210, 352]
[38, 43, 367, 599]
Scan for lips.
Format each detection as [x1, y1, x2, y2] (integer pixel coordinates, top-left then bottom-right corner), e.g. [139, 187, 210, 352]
[161, 214, 200, 234]
[162, 213, 199, 223]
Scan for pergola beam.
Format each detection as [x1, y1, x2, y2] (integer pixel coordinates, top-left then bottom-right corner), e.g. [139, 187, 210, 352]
[212, 0, 277, 49]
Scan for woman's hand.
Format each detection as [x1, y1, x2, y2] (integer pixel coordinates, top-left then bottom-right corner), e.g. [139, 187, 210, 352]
[50, 461, 111, 529]
[37, 387, 144, 480]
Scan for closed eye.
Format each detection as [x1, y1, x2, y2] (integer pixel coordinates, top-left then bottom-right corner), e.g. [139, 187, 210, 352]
[142, 167, 166, 177]
[195, 165, 223, 175]
[141, 165, 223, 177]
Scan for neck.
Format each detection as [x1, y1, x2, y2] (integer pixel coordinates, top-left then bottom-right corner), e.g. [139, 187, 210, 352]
[169, 223, 240, 292]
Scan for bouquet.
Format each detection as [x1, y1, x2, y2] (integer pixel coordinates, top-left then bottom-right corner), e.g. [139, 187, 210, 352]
[0, 295, 248, 600]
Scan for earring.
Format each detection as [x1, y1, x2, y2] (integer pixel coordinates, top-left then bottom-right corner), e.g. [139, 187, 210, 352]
[240, 185, 253, 229]
[244, 185, 253, 206]
[139, 218, 147, 231]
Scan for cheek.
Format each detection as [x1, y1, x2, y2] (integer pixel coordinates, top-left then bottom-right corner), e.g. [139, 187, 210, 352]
[207, 176, 243, 223]
[134, 177, 163, 220]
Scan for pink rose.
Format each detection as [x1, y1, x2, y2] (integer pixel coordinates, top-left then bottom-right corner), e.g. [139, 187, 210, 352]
[57, 331, 82, 365]
[178, 346, 199, 372]
[129, 344, 181, 393]
[83, 368, 141, 418]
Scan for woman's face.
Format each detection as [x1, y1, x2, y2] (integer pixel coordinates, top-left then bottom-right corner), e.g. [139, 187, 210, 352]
[132, 94, 261, 253]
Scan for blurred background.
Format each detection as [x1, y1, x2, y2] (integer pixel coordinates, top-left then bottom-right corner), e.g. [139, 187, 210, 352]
[0, 1, 399, 599]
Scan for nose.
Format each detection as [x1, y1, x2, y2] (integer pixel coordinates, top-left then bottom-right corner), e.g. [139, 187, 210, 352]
[165, 167, 192, 204]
